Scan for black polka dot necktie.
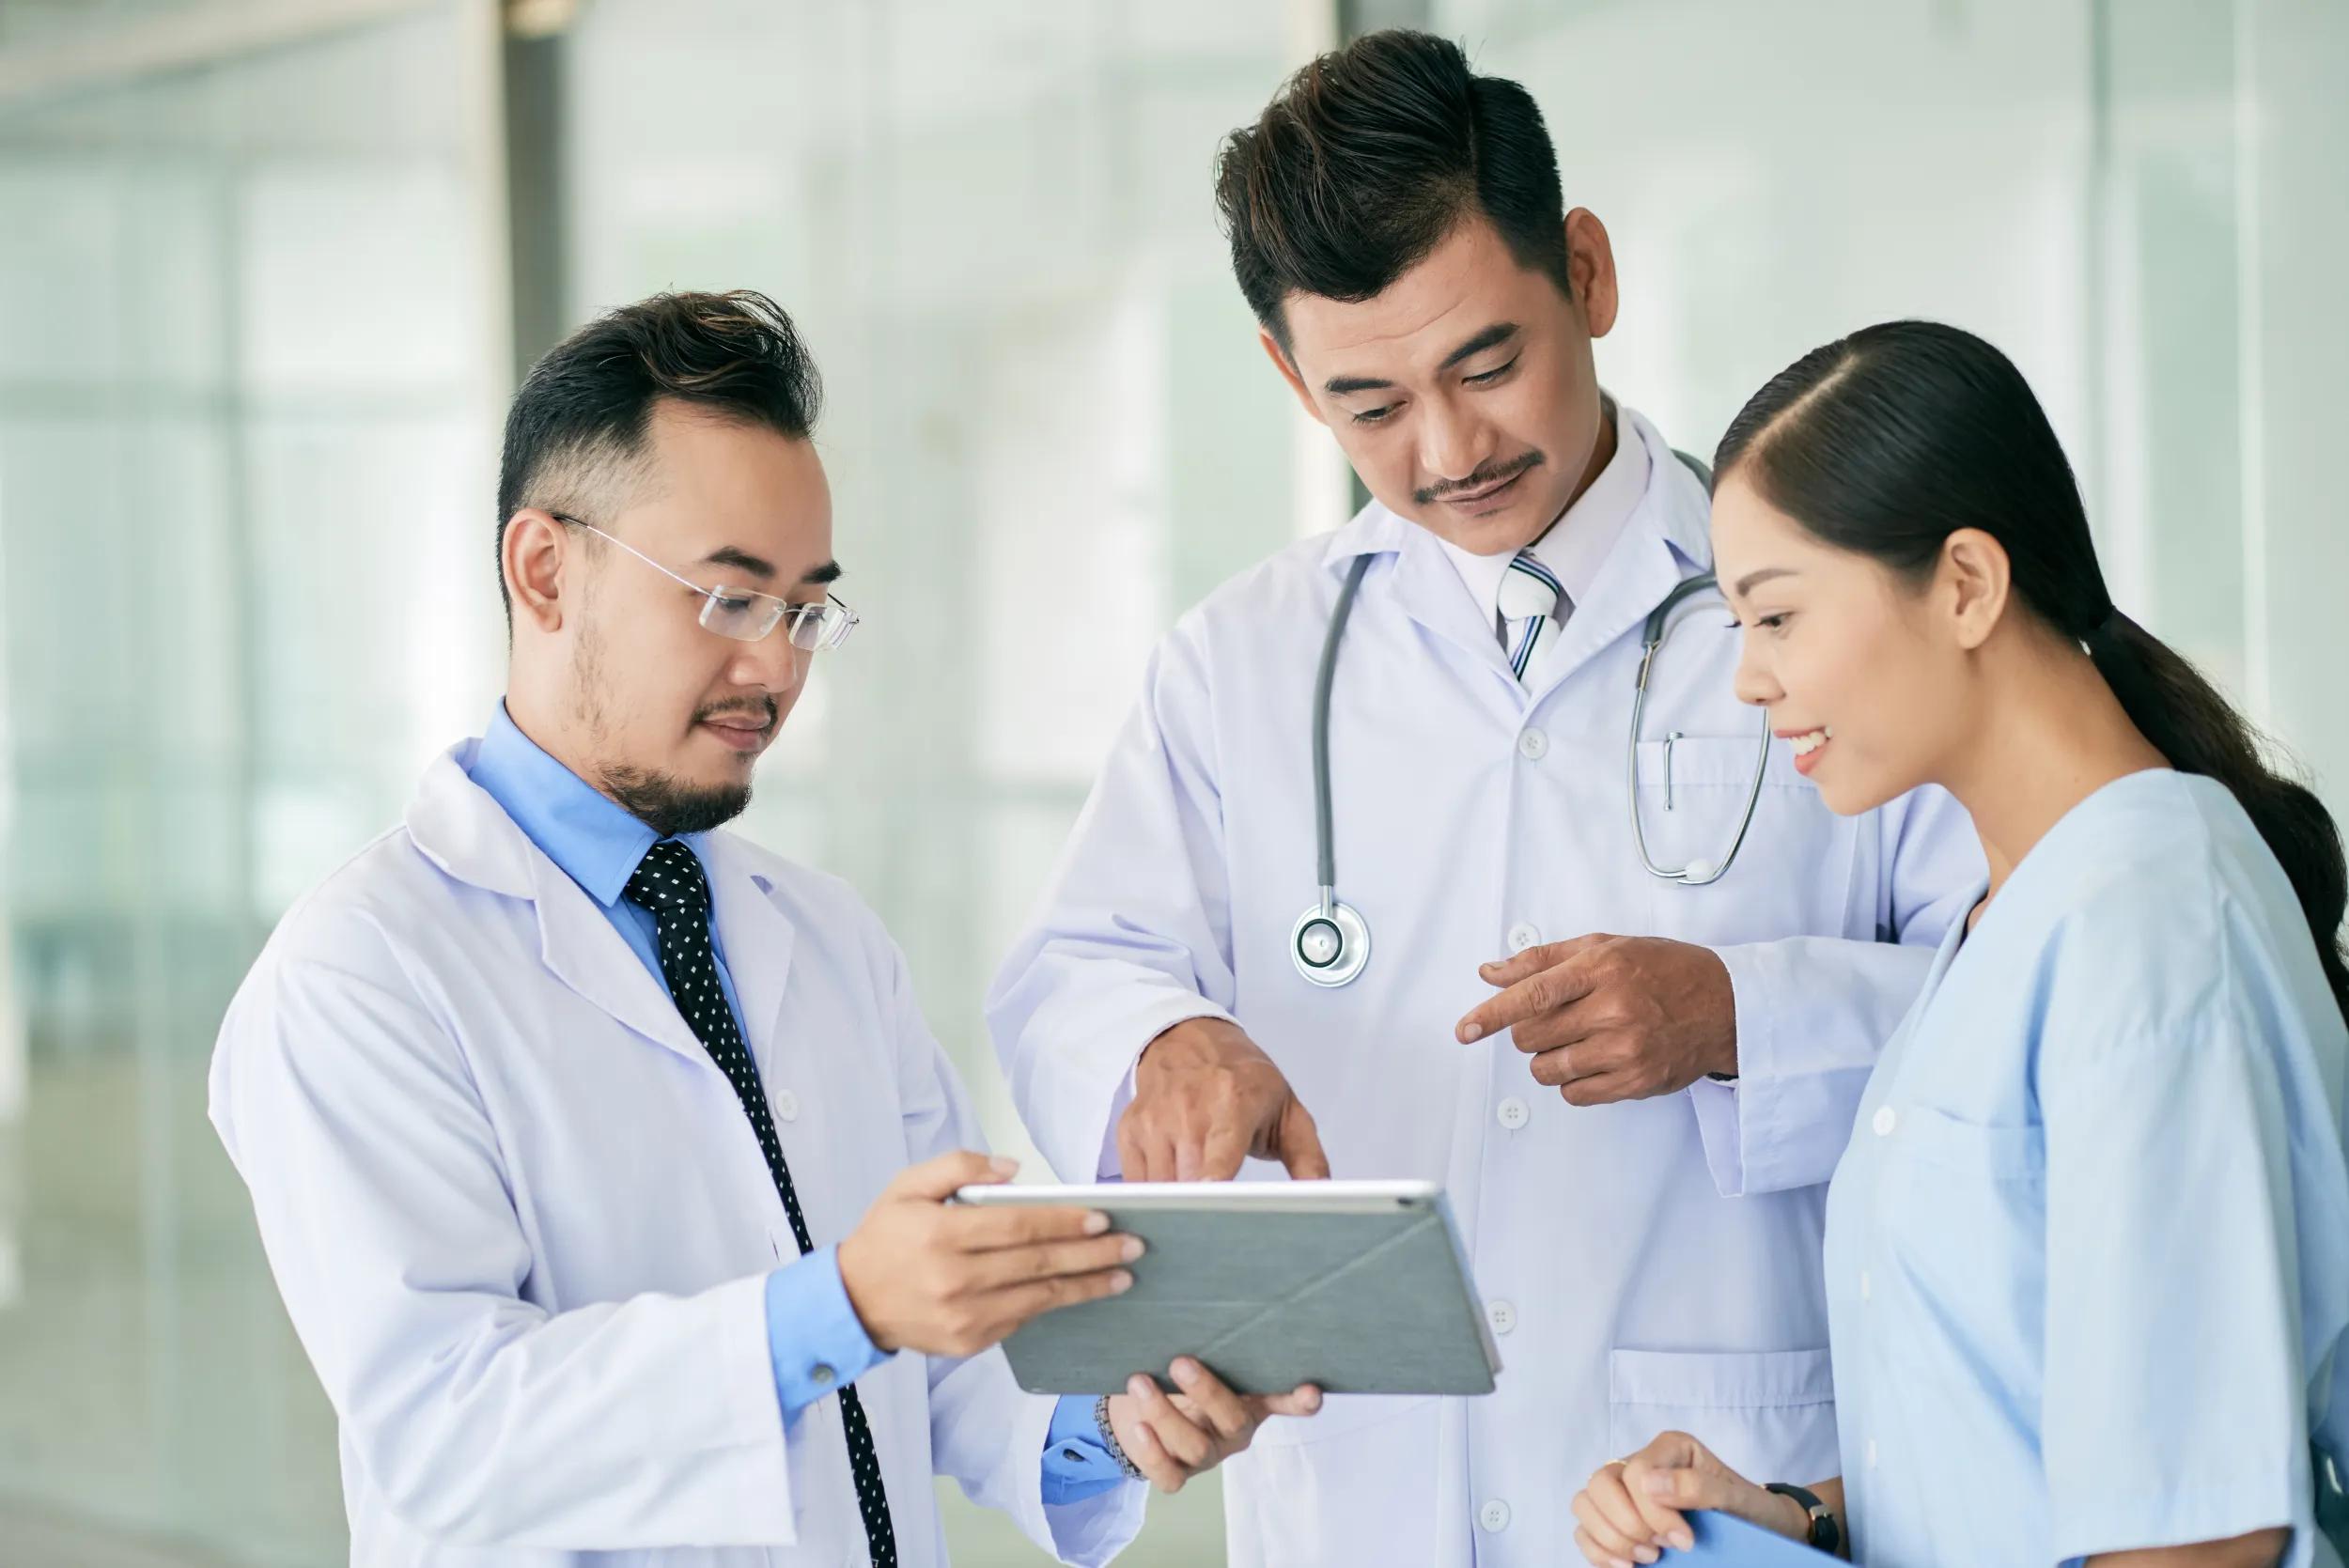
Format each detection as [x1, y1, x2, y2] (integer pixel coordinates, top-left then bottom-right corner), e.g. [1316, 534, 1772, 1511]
[624, 839, 895, 1568]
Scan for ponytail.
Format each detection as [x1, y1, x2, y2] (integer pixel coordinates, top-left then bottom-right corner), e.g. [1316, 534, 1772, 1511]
[1718, 320, 2349, 1020]
[2086, 613, 2349, 1016]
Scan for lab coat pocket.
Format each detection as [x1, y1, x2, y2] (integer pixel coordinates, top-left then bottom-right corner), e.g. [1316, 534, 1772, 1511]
[1246, 1390, 1437, 1448]
[1608, 1347, 1837, 1483]
[1632, 736, 1845, 944]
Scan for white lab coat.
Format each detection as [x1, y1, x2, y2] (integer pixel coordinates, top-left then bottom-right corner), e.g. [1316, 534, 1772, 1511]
[210, 745, 1143, 1568]
[988, 408, 1985, 1567]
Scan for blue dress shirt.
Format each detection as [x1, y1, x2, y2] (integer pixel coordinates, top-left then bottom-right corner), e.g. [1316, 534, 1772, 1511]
[468, 706, 1124, 1499]
[1824, 771, 2349, 1567]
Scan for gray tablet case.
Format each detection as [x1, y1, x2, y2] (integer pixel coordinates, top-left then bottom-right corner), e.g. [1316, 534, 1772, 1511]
[961, 1181, 1501, 1397]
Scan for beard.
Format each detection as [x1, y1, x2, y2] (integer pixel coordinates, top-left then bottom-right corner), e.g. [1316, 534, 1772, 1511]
[568, 612, 768, 839]
[596, 766, 753, 837]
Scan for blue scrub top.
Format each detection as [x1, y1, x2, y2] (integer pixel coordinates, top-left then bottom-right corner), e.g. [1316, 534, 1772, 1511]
[1824, 769, 2349, 1567]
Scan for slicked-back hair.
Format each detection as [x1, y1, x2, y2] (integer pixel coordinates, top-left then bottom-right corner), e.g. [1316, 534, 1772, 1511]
[494, 288, 823, 615]
[1216, 29, 1571, 349]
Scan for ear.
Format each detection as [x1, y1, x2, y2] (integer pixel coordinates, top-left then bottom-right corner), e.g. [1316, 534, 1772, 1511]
[1938, 528, 2013, 651]
[1564, 209, 1619, 340]
[1259, 327, 1327, 425]
[503, 507, 572, 633]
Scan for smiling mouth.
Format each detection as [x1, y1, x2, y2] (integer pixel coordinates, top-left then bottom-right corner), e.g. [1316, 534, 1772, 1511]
[1781, 725, 1832, 774]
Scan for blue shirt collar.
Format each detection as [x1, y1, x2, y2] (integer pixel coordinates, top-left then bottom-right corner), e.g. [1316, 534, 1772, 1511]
[466, 702, 668, 908]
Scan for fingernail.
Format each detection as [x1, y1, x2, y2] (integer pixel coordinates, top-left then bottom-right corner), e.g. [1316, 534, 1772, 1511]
[1671, 1530, 1693, 1552]
[1120, 1236, 1144, 1262]
[1611, 1558, 1634, 1568]
[1171, 1357, 1198, 1384]
[1636, 1549, 1659, 1565]
[988, 1156, 1018, 1177]
[1082, 1210, 1110, 1234]
[1643, 1473, 1675, 1497]
[1459, 1022, 1484, 1043]
[1109, 1270, 1133, 1293]
[1129, 1374, 1152, 1396]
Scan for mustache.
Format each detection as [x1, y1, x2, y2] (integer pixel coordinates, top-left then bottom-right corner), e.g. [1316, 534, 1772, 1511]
[1414, 449, 1545, 507]
[694, 694, 778, 729]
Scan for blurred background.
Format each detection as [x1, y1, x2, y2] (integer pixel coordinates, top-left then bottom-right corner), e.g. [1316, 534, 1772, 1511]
[0, 0, 2341, 1562]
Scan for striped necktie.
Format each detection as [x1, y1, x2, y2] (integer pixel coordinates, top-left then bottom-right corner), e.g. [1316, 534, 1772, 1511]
[1496, 550, 1564, 683]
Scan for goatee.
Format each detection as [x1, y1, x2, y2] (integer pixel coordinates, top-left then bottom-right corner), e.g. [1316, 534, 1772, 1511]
[599, 768, 753, 838]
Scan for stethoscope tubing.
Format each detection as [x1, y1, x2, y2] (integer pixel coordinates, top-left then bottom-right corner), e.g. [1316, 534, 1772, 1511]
[1296, 558, 1768, 985]
[1312, 554, 1375, 908]
[1627, 572, 1773, 887]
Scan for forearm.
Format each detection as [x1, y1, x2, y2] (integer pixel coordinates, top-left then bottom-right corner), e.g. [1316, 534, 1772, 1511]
[988, 949, 1231, 1180]
[1693, 936, 1935, 1195]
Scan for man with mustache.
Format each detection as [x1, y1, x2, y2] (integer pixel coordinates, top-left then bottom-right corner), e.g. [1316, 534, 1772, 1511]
[210, 290, 1313, 1567]
[989, 31, 1983, 1566]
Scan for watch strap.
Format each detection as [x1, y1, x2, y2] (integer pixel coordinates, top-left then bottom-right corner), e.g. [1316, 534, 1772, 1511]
[1764, 1482, 1841, 1554]
[1093, 1393, 1146, 1481]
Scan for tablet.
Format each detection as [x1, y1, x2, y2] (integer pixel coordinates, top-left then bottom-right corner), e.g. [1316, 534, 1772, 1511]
[956, 1179, 1501, 1397]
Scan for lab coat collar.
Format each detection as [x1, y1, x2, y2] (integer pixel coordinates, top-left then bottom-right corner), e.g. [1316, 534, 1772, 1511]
[1320, 404, 1714, 694]
[404, 743, 798, 1067]
[1525, 406, 1713, 694]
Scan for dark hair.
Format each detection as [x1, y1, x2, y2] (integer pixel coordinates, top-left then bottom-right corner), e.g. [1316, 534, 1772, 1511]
[1214, 29, 1571, 349]
[1716, 318, 2349, 1017]
[494, 288, 822, 614]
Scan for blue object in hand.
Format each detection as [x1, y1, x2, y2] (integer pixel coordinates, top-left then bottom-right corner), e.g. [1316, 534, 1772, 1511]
[1661, 1510, 1837, 1563]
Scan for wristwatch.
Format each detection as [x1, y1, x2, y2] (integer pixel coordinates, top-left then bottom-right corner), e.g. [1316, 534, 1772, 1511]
[1764, 1483, 1841, 1554]
[1093, 1394, 1146, 1481]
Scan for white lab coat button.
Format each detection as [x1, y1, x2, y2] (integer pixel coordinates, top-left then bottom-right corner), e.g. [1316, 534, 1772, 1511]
[1486, 1299, 1517, 1335]
[773, 1089, 801, 1123]
[1506, 923, 1541, 953]
[1872, 1105, 1896, 1137]
[1517, 727, 1548, 759]
[1496, 1095, 1531, 1130]
[1479, 1499, 1511, 1532]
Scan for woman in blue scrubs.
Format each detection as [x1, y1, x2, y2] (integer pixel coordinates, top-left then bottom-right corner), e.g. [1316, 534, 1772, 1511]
[1571, 321, 2349, 1568]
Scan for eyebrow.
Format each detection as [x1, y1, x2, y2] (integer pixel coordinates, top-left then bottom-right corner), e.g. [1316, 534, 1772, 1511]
[1321, 321, 1522, 396]
[698, 547, 843, 588]
[1439, 320, 1520, 371]
[1733, 567, 1798, 597]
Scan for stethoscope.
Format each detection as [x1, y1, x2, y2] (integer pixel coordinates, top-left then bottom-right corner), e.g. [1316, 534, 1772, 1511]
[1289, 556, 1773, 989]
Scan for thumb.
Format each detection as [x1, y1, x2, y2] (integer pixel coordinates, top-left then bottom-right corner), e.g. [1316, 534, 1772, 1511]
[1273, 1098, 1330, 1181]
[891, 1148, 1018, 1203]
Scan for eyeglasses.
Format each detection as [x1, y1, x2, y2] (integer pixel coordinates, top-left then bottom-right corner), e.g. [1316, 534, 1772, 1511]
[551, 513, 860, 650]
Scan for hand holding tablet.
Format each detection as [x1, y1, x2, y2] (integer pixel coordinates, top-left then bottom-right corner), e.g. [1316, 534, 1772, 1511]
[956, 1179, 1499, 1397]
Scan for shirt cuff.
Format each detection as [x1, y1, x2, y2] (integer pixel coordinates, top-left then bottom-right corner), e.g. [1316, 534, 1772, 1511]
[765, 1244, 892, 1424]
[1040, 1393, 1128, 1504]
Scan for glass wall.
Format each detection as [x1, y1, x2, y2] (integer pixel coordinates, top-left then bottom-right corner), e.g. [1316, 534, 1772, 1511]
[0, 3, 506, 1561]
[0, 2, 2340, 1565]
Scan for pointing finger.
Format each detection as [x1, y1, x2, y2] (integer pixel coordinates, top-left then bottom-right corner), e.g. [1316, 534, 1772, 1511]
[1457, 956, 1602, 1043]
[1478, 932, 1606, 986]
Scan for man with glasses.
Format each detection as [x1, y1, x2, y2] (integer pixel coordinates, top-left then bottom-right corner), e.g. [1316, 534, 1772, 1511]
[210, 290, 1313, 1568]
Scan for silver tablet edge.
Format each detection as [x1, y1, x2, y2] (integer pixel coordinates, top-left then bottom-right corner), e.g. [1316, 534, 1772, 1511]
[953, 1178, 1441, 1214]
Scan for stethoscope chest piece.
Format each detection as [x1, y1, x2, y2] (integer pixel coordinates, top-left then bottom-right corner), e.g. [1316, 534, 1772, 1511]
[1291, 898, 1371, 987]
